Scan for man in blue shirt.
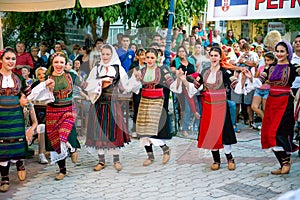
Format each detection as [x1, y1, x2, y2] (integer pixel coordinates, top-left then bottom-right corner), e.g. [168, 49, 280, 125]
[117, 35, 135, 72]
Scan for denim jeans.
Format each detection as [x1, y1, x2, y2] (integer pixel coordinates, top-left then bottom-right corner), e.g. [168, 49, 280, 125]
[227, 100, 236, 126]
[193, 95, 202, 131]
[182, 96, 193, 131]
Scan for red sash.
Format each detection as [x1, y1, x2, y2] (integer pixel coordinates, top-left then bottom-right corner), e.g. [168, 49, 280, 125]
[141, 88, 164, 99]
[198, 89, 226, 149]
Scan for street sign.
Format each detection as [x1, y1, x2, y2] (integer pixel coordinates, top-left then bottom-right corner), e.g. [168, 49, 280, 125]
[267, 22, 286, 36]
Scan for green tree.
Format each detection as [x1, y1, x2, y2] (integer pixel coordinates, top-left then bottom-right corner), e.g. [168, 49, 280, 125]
[121, 0, 206, 28]
[278, 18, 300, 32]
[2, 10, 68, 49]
[2, 0, 207, 47]
[70, 2, 121, 42]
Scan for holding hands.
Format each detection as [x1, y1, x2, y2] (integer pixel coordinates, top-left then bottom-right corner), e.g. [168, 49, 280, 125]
[45, 79, 55, 92]
[176, 68, 187, 81]
[134, 70, 142, 81]
[241, 68, 253, 82]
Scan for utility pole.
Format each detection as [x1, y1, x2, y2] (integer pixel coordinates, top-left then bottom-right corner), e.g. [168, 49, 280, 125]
[163, 0, 175, 68]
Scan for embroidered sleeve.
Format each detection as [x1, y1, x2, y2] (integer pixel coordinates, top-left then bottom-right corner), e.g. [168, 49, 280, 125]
[161, 66, 175, 87]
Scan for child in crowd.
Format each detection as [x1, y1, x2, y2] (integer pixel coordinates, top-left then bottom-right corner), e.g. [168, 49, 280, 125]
[21, 93, 48, 164]
[22, 66, 34, 86]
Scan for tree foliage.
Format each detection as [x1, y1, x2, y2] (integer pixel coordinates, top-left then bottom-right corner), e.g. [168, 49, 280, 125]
[120, 0, 206, 28]
[2, 10, 68, 49]
[2, 0, 207, 47]
[71, 2, 121, 41]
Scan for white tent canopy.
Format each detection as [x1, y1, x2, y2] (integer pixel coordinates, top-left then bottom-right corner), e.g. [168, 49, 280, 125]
[0, 0, 126, 49]
[0, 0, 125, 12]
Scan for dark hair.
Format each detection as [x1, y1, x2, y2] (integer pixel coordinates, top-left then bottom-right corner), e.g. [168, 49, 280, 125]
[16, 41, 25, 45]
[135, 48, 146, 56]
[209, 46, 222, 57]
[130, 43, 137, 48]
[157, 49, 163, 56]
[275, 41, 288, 53]
[122, 35, 130, 40]
[22, 66, 31, 72]
[74, 58, 82, 65]
[81, 45, 91, 54]
[192, 26, 198, 31]
[189, 35, 196, 39]
[101, 44, 113, 53]
[176, 45, 188, 56]
[53, 42, 62, 51]
[153, 34, 162, 40]
[238, 38, 247, 43]
[183, 38, 190, 43]
[73, 44, 81, 50]
[117, 33, 124, 37]
[275, 41, 293, 62]
[94, 38, 104, 47]
[149, 42, 160, 49]
[226, 30, 235, 40]
[242, 43, 251, 50]
[295, 35, 300, 40]
[40, 42, 47, 46]
[0, 47, 16, 59]
[263, 52, 277, 65]
[146, 48, 159, 58]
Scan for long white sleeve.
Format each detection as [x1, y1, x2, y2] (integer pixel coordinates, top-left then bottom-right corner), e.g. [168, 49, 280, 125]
[170, 78, 202, 98]
[169, 79, 183, 94]
[119, 66, 141, 94]
[186, 82, 202, 98]
[27, 82, 55, 104]
[85, 66, 102, 104]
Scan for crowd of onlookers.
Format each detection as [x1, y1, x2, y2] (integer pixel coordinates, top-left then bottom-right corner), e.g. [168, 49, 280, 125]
[6, 21, 300, 159]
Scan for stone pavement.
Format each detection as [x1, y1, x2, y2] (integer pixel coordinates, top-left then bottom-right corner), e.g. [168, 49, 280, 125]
[1, 125, 300, 200]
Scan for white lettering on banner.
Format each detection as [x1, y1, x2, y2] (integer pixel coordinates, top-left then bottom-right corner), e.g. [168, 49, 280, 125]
[207, 0, 300, 21]
[255, 0, 300, 10]
[248, 0, 300, 19]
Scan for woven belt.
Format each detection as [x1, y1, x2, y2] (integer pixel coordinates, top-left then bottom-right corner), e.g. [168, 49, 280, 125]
[0, 138, 25, 143]
[0, 104, 19, 108]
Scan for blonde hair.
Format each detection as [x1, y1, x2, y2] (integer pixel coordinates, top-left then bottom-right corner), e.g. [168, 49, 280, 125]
[35, 67, 47, 77]
[264, 30, 281, 49]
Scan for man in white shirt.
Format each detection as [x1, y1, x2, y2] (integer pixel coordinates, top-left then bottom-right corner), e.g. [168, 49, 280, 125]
[291, 35, 300, 65]
[291, 35, 300, 154]
[212, 29, 221, 45]
[89, 38, 104, 70]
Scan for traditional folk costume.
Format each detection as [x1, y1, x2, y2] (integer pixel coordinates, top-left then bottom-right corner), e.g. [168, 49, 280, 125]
[176, 66, 237, 170]
[260, 41, 299, 175]
[0, 73, 30, 191]
[136, 65, 175, 166]
[85, 45, 139, 171]
[29, 69, 84, 179]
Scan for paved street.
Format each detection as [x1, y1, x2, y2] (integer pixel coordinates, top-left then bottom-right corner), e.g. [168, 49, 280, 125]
[1, 124, 300, 200]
